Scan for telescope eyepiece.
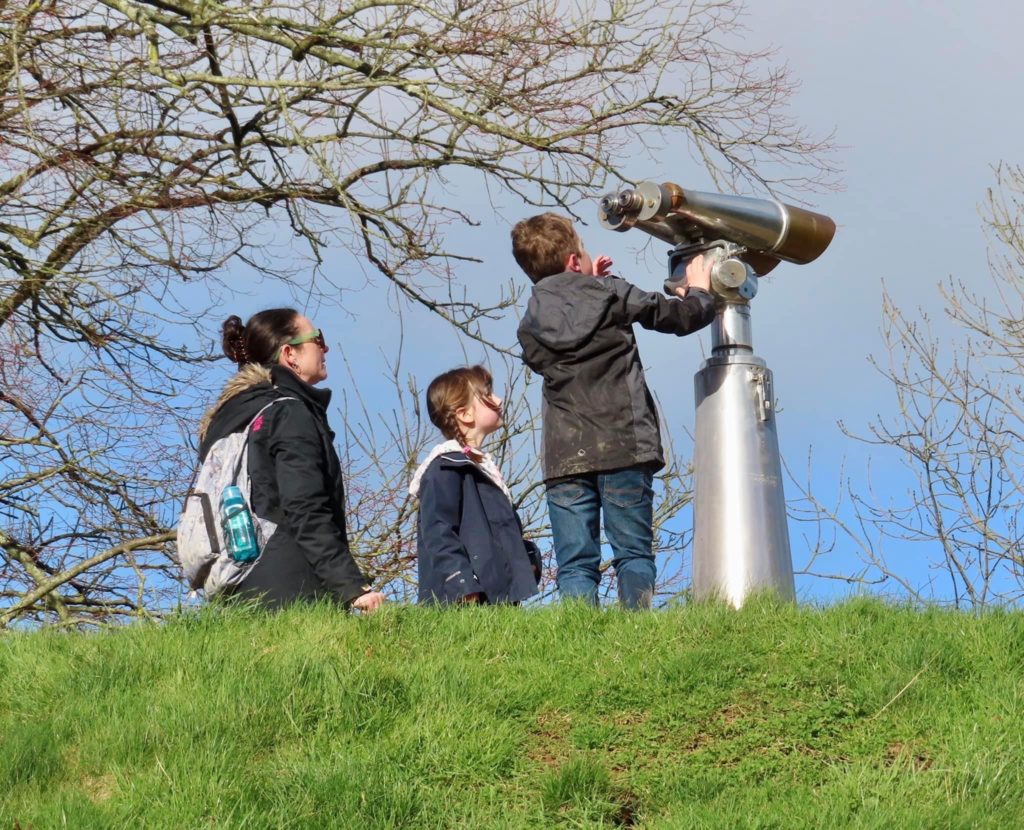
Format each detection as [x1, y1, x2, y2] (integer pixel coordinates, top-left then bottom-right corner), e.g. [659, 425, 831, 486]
[598, 193, 620, 215]
[599, 188, 644, 218]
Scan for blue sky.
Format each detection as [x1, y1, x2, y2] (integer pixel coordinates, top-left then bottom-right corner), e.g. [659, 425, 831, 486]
[218, 1, 1024, 603]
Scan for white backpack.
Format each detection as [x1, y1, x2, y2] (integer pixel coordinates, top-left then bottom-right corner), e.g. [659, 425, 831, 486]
[177, 398, 296, 596]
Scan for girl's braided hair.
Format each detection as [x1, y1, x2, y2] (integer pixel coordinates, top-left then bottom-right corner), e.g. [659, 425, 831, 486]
[426, 365, 495, 444]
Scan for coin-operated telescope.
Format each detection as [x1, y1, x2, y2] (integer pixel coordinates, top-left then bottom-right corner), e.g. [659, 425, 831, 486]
[599, 182, 836, 607]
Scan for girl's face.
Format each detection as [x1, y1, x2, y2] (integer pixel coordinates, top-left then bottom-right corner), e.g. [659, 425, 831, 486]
[472, 390, 503, 435]
[457, 387, 503, 446]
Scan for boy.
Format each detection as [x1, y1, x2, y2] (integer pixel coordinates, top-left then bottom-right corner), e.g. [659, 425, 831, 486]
[513, 212, 715, 608]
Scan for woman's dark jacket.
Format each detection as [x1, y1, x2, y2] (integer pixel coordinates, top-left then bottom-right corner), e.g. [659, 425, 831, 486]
[517, 272, 715, 482]
[415, 451, 541, 604]
[198, 364, 370, 608]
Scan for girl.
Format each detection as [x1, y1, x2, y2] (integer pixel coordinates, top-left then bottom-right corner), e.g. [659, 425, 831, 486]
[409, 366, 541, 604]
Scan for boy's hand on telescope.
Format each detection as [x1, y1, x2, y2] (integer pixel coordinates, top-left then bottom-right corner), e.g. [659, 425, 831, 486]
[675, 253, 712, 297]
[591, 255, 614, 277]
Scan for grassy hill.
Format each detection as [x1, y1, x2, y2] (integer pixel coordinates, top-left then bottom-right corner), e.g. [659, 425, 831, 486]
[2, 599, 1023, 828]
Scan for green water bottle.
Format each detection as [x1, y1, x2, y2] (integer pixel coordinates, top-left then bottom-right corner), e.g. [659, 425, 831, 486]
[220, 485, 258, 563]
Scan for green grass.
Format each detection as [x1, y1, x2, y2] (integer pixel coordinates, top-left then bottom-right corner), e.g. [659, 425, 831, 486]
[2, 598, 1024, 828]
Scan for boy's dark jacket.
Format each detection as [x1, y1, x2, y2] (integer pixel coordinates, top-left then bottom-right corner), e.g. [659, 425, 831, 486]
[198, 364, 370, 608]
[517, 271, 715, 481]
[413, 450, 541, 604]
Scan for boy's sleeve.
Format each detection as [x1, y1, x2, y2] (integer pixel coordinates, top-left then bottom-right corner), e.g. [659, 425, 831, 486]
[605, 276, 716, 335]
[418, 466, 485, 601]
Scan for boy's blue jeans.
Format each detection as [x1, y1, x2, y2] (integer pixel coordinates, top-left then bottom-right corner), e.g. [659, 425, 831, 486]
[545, 465, 656, 609]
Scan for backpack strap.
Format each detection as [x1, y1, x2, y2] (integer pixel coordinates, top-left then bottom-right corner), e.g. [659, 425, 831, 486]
[230, 396, 299, 483]
[181, 397, 299, 509]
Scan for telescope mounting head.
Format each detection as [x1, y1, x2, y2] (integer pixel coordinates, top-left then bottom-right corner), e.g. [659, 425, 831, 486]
[667, 240, 758, 305]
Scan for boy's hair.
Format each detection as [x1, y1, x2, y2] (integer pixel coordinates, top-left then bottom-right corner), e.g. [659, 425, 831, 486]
[426, 365, 494, 443]
[511, 213, 581, 283]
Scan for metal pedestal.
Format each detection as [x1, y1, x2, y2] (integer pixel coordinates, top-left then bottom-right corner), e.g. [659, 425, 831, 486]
[691, 303, 795, 607]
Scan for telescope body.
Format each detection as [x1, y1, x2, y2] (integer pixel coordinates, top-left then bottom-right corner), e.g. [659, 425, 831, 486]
[599, 181, 835, 276]
[597, 182, 835, 607]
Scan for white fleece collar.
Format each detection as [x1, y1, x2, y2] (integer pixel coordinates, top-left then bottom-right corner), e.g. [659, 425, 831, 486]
[409, 440, 512, 503]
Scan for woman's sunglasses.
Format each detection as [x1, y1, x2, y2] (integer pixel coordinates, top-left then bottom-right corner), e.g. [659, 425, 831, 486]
[274, 328, 327, 361]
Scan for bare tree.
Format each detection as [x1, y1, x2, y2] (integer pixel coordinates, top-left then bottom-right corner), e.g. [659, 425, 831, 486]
[0, 0, 834, 626]
[790, 164, 1024, 608]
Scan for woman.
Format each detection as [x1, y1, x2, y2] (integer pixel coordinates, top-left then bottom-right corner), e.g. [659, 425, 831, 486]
[198, 308, 385, 612]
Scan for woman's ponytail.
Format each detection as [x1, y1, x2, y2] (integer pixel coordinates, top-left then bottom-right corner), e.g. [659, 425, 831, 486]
[220, 308, 299, 368]
[221, 315, 248, 365]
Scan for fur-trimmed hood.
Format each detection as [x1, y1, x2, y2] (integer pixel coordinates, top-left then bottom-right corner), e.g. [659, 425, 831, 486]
[197, 364, 333, 464]
[198, 363, 273, 444]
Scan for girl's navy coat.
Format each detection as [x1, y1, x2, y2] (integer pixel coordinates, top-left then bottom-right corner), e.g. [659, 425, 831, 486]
[416, 451, 541, 604]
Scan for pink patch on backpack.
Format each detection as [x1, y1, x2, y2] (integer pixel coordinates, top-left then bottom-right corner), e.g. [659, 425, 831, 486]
[251, 415, 264, 432]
